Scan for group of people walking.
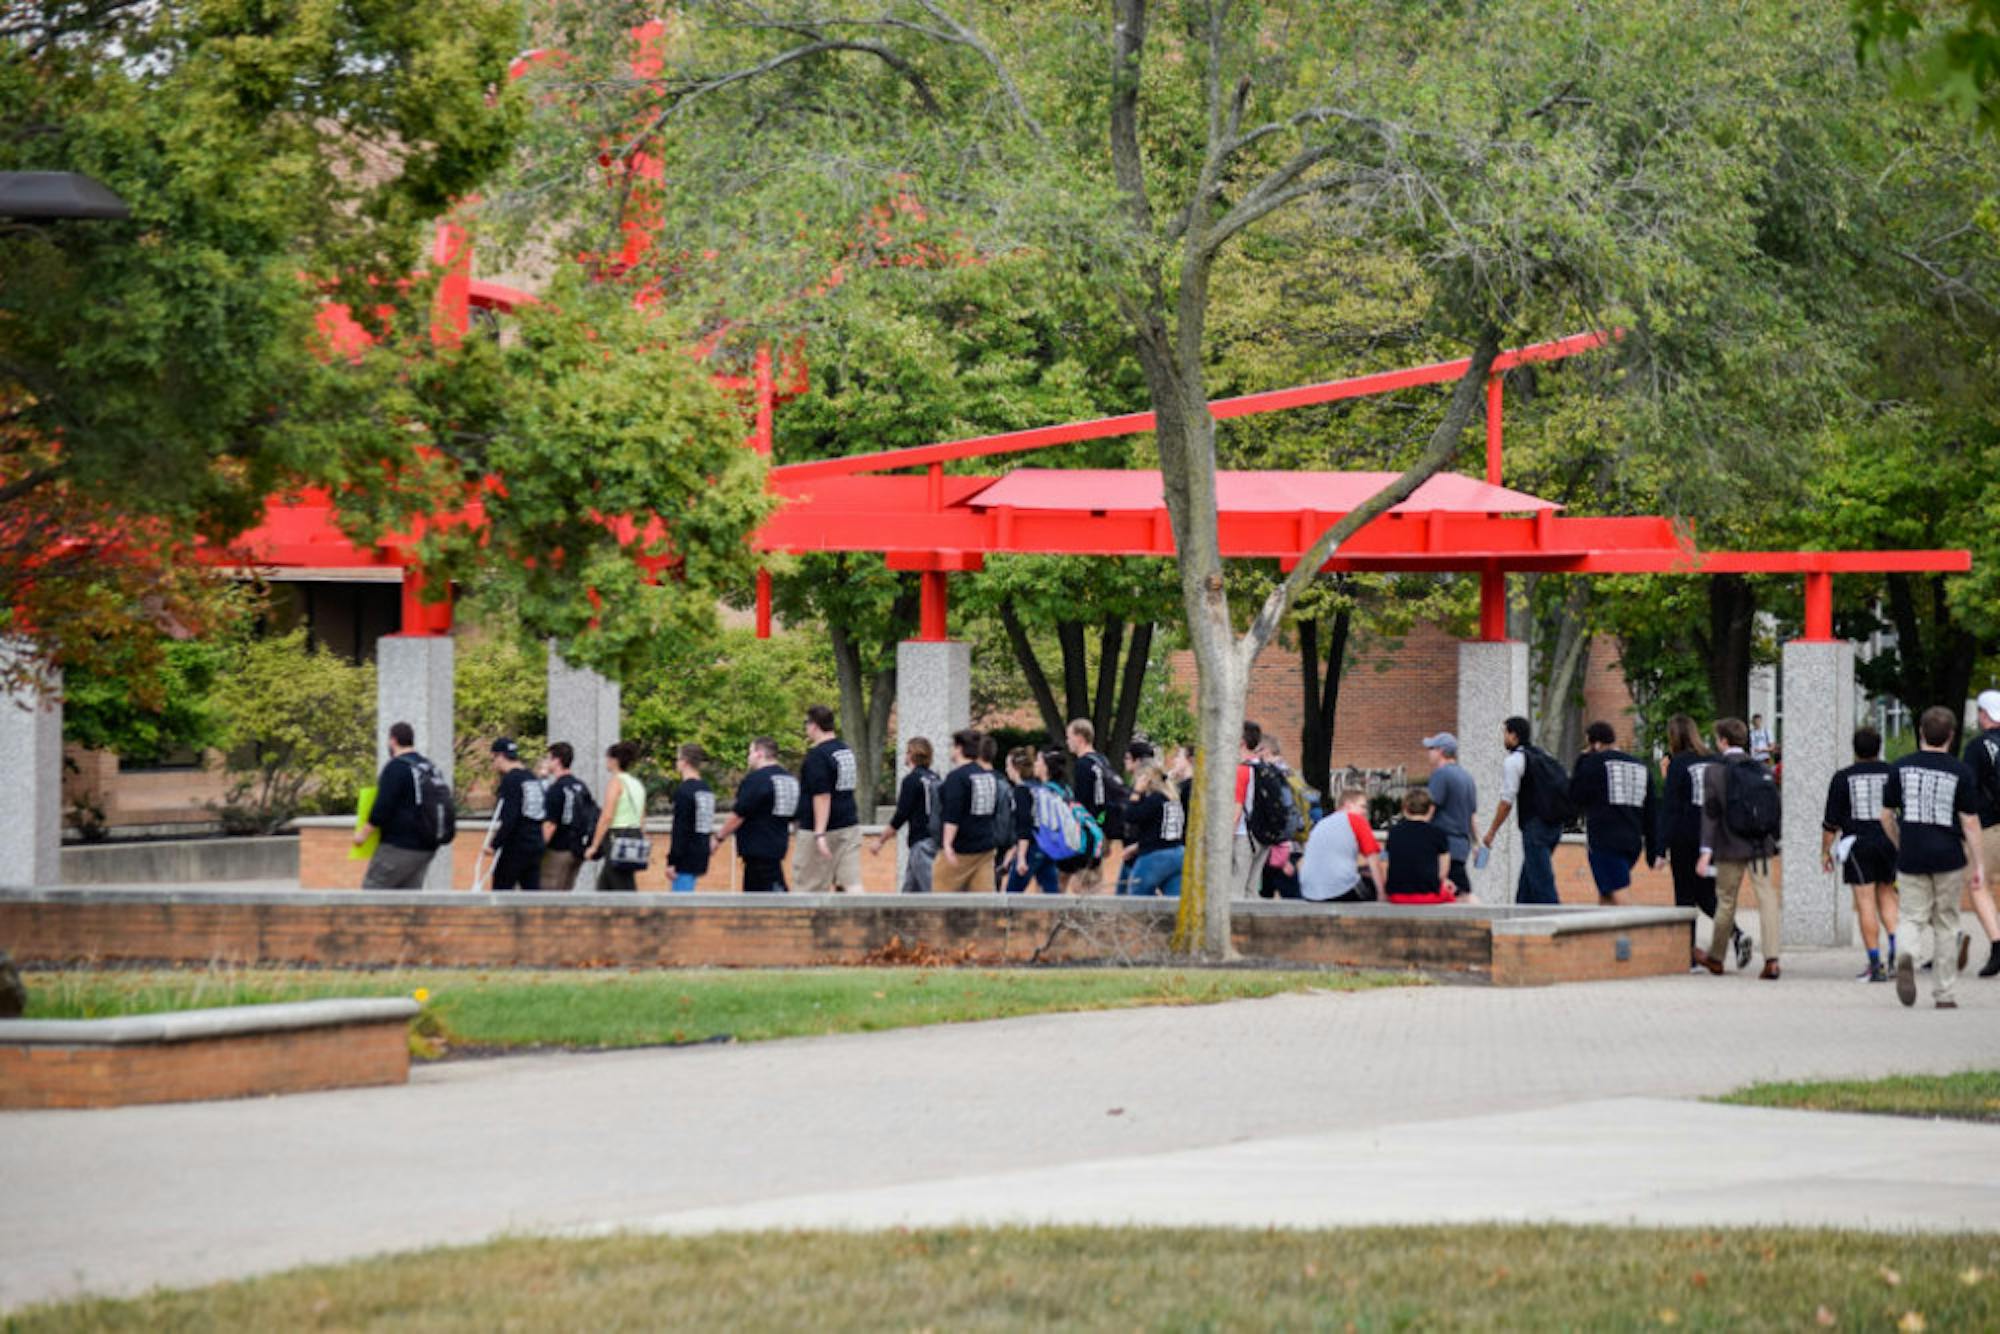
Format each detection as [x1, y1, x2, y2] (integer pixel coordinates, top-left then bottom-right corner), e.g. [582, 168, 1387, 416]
[352, 693, 2000, 1001]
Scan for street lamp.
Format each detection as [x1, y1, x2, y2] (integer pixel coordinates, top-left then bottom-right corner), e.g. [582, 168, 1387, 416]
[0, 171, 129, 221]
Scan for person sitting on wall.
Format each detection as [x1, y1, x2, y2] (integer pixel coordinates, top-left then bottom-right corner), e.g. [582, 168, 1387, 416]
[1383, 788, 1457, 905]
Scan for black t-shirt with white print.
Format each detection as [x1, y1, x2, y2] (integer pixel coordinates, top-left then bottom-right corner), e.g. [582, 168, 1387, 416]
[1884, 750, 1979, 875]
[889, 766, 938, 846]
[1823, 760, 1895, 853]
[1568, 748, 1657, 861]
[670, 778, 715, 876]
[800, 738, 860, 831]
[492, 767, 547, 853]
[543, 773, 589, 853]
[732, 763, 800, 861]
[1658, 752, 1715, 850]
[1960, 728, 2000, 828]
[1126, 790, 1185, 856]
[939, 761, 1000, 854]
[1073, 751, 1126, 842]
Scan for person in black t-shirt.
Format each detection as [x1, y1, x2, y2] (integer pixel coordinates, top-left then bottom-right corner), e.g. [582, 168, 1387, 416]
[1882, 706, 1987, 1008]
[872, 736, 941, 893]
[1957, 689, 2000, 976]
[1122, 760, 1185, 897]
[666, 743, 715, 892]
[1568, 721, 1660, 906]
[795, 704, 863, 894]
[1821, 726, 1900, 982]
[934, 729, 1000, 893]
[1066, 719, 1125, 892]
[480, 737, 545, 890]
[714, 736, 798, 893]
[1383, 788, 1454, 904]
[538, 742, 592, 892]
[1000, 747, 1051, 893]
[1658, 714, 1750, 972]
[355, 721, 444, 889]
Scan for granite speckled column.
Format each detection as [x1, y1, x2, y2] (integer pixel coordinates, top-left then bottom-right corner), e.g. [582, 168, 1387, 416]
[548, 648, 621, 892]
[377, 635, 454, 891]
[1780, 639, 1855, 948]
[1457, 640, 1529, 905]
[0, 645, 61, 888]
[895, 640, 970, 892]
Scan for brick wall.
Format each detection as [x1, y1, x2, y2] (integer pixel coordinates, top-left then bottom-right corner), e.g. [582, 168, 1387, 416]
[0, 1019, 410, 1110]
[1, 891, 1690, 986]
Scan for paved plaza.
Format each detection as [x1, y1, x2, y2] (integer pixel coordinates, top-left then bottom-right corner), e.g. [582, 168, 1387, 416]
[5, 948, 2000, 1310]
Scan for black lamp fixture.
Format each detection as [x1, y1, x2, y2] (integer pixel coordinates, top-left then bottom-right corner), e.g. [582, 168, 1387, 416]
[0, 171, 130, 221]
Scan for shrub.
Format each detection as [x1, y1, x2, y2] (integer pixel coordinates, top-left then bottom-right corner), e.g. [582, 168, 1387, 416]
[210, 630, 375, 832]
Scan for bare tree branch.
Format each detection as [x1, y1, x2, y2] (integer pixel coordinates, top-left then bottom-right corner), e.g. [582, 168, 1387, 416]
[913, 0, 1045, 140]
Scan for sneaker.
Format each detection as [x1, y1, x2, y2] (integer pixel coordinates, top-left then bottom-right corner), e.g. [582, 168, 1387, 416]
[1937, 998, 1959, 1010]
[1979, 949, 2000, 979]
[1959, 933, 1972, 972]
[1733, 930, 1753, 971]
[1897, 952, 1918, 1007]
[1861, 961, 1888, 983]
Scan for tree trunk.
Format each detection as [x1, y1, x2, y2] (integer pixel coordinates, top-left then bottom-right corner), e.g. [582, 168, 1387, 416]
[826, 621, 876, 805]
[1108, 619, 1153, 761]
[1057, 620, 1090, 723]
[1706, 575, 1755, 722]
[999, 598, 1065, 738]
[1885, 573, 1982, 723]
[1536, 582, 1591, 759]
[1299, 606, 1351, 799]
[1090, 618, 1124, 744]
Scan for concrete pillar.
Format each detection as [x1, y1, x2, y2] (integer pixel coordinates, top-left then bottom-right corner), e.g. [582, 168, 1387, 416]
[377, 634, 454, 891]
[1457, 640, 1530, 905]
[0, 648, 61, 888]
[1780, 638, 1856, 948]
[894, 640, 971, 892]
[548, 648, 621, 891]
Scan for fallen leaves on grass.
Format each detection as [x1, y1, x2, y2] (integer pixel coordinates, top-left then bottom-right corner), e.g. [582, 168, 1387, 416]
[858, 936, 996, 967]
[1881, 1266, 1903, 1288]
[1815, 1305, 1837, 1326]
[1898, 1311, 1926, 1332]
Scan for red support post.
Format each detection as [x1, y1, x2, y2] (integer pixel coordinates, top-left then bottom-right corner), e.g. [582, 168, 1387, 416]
[753, 345, 774, 456]
[399, 565, 454, 636]
[1484, 375, 1504, 486]
[1802, 571, 1834, 642]
[1479, 565, 1507, 642]
[755, 567, 773, 639]
[428, 220, 471, 350]
[918, 570, 949, 642]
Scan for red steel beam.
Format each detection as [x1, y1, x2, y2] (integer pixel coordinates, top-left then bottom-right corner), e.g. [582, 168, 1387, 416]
[771, 330, 1616, 484]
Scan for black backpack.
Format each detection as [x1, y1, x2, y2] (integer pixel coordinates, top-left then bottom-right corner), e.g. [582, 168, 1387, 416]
[1977, 735, 2000, 812]
[403, 755, 457, 850]
[1519, 746, 1577, 825]
[990, 774, 1017, 851]
[1246, 762, 1292, 846]
[556, 775, 599, 852]
[1722, 755, 1781, 843]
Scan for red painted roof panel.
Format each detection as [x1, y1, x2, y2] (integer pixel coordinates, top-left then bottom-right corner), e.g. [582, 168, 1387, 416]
[962, 470, 1559, 515]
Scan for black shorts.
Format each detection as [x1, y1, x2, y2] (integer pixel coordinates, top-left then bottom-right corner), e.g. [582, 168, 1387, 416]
[1843, 837, 1898, 887]
[742, 856, 789, 893]
[492, 848, 542, 891]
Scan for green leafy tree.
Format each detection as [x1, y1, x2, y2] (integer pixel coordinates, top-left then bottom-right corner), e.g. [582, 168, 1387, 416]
[209, 630, 376, 834]
[0, 0, 520, 691]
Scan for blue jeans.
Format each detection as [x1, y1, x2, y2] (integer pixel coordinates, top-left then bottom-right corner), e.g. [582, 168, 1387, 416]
[1124, 847, 1183, 897]
[671, 872, 698, 893]
[1516, 817, 1563, 905]
[1006, 848, 1061, 894]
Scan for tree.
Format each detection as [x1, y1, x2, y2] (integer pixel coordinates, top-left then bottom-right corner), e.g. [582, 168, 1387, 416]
[209, 630, 376, 834]
[0, 0, 520, 689]
[501, 1, 1829, 956]
[1855, 1, 2000, 131]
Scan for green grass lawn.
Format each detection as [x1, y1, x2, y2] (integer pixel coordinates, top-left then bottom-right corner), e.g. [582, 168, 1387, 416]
[15, 1226, 2000, 1330]
[21, 965, 1410, 1057]
[1719, 1070, 2000, 1124]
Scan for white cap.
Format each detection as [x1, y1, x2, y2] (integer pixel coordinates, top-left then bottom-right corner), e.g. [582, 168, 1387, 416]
[1978, 689, 2000, 722]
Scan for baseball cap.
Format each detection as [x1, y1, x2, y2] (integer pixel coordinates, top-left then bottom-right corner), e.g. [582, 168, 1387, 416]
[1978, 690, 2000, 722]
[490, 737, 520, 760]
[1422, 732, 1458, 756]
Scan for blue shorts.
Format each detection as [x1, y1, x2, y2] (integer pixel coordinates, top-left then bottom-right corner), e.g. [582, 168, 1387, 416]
[1586, 848, 1635, 895]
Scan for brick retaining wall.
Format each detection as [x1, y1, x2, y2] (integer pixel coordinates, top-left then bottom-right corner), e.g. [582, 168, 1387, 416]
[0, 890, 1691, 987]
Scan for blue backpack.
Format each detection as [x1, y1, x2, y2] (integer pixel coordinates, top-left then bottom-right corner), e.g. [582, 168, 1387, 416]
[1032, 782, 1103, 861]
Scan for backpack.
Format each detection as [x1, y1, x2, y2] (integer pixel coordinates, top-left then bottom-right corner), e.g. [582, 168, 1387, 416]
[990, 775, 1017, 852]
[1246, 762, 1292, 846]
[1282, 770, 1315, 842]
[916, 768, 943, 835]
[1977, 735, 2000, 812]
[1722, 754, 1782, 844]
[1032, 783, 1103, 861]
[557, 776, 600, 852]
[403, 754, 456, 850]
[1519, 746, 1577, 826]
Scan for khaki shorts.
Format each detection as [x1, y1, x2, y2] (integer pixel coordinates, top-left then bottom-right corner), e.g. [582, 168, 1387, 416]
[930, 847, 997, 893]
[792, 824, 865, 893]
[541, 848, 583, 892]
[1981, 825, 2000, 891]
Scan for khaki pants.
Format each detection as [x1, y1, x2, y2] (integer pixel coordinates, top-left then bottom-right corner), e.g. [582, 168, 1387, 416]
[540, 848, 582, 892]
[792, 825, 864, 893]
[931, 847, 996, 892]
[1900, 867, 1965, 1003]
[1711, 859, 1780, 962]
[1231, 834, 1264, 901]
[1980, 826, 2000, 891]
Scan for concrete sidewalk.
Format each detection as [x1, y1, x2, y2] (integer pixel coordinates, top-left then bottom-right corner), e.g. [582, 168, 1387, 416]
[4, 948, 1997, 1310]
[601, 1097, 2000, 1237]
